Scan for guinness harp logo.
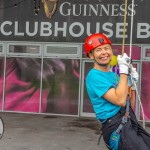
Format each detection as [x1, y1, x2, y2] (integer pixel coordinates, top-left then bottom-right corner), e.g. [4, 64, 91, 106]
[42, 0, 58, 18]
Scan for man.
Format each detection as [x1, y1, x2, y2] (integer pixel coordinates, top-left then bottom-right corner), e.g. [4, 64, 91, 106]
[84, 33, 150, 150]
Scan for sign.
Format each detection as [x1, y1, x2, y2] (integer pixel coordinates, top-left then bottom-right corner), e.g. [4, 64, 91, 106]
[0, 0, 150, 43]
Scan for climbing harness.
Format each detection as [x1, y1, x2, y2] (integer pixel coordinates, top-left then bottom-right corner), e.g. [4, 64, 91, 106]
[114, 100, 130, 134]
[109, 100, 130, 150]
[98, 100, 130, 150]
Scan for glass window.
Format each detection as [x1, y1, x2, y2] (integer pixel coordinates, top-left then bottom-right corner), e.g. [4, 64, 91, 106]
[82, 61, 95, 113]
[0, 44, 4, 56]
[44, 44, 81, 58]
[0, 57, 5, 110]
[4, 57, 42, 113]
[46, 46, 77, 55]
[42, 58, 80, 115]
[9, 45, 40, 53]
[111, 45, 141, 60]
[145, 48, 150, 58]
[0, 45, 2, 53]
[143, 48, 150, 59]
[145, 49, 150, 57]
[141, 62, 150, 121]
[7, 44, 41, 57]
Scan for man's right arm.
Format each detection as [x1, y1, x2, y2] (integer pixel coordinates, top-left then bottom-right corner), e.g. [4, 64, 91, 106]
[103, 53, 131, 106]
[103, 74, 128, 106]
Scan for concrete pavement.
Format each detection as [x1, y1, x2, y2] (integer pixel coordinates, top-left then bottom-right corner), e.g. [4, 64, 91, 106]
[0, 112, 150, 150]
[0, 112, 106, 150]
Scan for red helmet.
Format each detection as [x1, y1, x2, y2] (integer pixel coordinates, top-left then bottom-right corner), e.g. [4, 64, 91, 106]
[84, 33, 112, 57]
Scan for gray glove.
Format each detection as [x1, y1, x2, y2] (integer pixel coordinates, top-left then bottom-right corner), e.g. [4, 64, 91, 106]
[128, 67, 139, 90]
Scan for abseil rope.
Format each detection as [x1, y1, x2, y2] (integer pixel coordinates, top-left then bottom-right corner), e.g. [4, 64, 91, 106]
[122, 0, 128, 55]
[122, 0, 145, 128]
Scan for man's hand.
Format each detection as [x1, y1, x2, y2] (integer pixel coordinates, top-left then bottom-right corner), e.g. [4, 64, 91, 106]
[117, 53, 131, 75]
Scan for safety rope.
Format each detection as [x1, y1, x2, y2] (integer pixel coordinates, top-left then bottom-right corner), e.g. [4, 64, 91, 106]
[122, 0, 128, 55]
[131, 76, 146, 128]
[129, 0, 134, 58]
[122, 0, 145, 128]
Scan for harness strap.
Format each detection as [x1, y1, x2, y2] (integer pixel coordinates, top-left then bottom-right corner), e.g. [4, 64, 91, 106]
[98, 99, 130, 148]
[115, 99, 130, 134]
[126, 99, 130, 113]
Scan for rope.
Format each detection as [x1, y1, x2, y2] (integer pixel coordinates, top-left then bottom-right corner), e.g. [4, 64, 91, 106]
[122, 0, 145, 128]
[122, 0, 128, 55]
[131, 78, 146, 128]
[129, 0, 145, 129]
[129, 0, 134, 58]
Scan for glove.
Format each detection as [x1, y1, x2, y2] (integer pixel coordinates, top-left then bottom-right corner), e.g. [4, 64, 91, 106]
[128, 67, 139, 90]
[117, 53, 131, 75]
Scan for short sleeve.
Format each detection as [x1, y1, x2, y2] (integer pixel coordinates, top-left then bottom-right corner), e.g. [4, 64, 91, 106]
[87, 75, 113, 98]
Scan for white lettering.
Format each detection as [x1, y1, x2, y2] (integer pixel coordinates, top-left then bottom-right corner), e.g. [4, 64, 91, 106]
[0, 21, 12, 35]
[128, 4, 136, 16]
[99, 5, 110, 16]
[26, 21, 38, 36]
[69, 22, 84, 37]
[14, 21, 24, 36]
[40, 22, 52, 36]
[111, 4, 119, 16]
[54, 22, 67, 36]
[116, 23, 128, 38]
[89, 5, 99, 16]
[86, 22, 100, 35]
[59, 2, 71, 16]
[137, 23, 150, 38]
[59, 2, 136, 17]
[72, 4, 82, 16]
[102, 23, 113, 37]
[0, 21, 149, 41]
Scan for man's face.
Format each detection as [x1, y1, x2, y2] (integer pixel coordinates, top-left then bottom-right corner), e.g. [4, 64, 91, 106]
[90, 44, 113, 66]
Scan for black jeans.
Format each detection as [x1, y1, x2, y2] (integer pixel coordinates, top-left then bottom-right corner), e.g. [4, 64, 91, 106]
[101, 107, 150, 150]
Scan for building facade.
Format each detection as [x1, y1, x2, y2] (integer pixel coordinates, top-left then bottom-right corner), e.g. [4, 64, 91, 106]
[0, 0, 150, 121]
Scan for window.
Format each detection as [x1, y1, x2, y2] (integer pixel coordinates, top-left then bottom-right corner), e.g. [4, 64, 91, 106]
[7, 43, 41, 57]
[142, 46, 150, 60]
[44, 43, 82, 58]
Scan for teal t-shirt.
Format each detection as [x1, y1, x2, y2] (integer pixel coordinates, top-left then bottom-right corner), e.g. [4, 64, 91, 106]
[86, 68, 121, 121]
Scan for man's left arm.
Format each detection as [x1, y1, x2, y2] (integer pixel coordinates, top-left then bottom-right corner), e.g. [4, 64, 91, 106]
[128, 67, 139, 110]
